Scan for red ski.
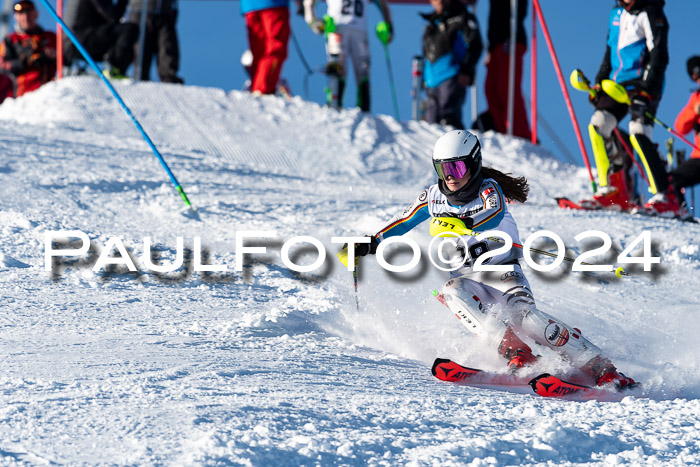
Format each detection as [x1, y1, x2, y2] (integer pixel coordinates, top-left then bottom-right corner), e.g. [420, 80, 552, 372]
[555, 197, 589, 210]
[528, 373, 620, 400]
[431, 358, 532, 388]
[432, 358, 637, 401]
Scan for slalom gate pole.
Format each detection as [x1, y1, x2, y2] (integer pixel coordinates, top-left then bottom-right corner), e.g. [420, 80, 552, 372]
[56, 0, 62, 79]
[39, 0, 195, 211]
[530, 0, 537, 145]
[506, 0, 517, 136]
[613, 127, 649, 185]
[532, 0, 596, 194]
[383, 44, 400, 120]
[647, 112, 700, 153]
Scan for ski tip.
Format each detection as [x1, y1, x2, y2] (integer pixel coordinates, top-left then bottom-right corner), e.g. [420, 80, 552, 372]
[555, 197, 583, 210]
[529, 373, 591, 398]
[431, 358, 452, 377]
[431, 358, 481, 382]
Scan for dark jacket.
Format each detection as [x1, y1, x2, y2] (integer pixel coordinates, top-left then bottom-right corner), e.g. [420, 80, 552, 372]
[64, 0, 128, 36]
[487, 0, 527, 49]
[0, 26, 56, 97]
[125, 0, 178, 22]
[421, 3, 483, 88]
[595, 0, 668, 97]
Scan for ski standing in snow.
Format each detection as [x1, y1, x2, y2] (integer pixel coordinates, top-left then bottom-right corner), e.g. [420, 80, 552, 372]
[341, 130, 636, 390]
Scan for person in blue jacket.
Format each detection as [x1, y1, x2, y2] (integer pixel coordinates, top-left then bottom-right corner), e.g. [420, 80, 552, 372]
[420, 0, 482, 129]
[240, 0, 290, 95]
[587, 0, 672, 214]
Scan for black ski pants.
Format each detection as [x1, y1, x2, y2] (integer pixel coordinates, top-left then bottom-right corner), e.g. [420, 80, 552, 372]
[134, 12, 182, 83]
[671, 158, 700, 203]
[76, 23, 139, 74]
[424, 76, 466, 129]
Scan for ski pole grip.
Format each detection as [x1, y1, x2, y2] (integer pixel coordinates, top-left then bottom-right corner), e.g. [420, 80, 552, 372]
[376, 21, 391, 45]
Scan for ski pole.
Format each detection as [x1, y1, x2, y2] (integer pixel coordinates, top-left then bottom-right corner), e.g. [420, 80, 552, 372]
[39, 0, 195, 213]
[431, 217, 629, 277]
[290, 30, 314, 98]
[376, 22, 399, 120]
[646, 112, 700, 153]
[337, 244, 363, 312]
[352, 268, 361, 313]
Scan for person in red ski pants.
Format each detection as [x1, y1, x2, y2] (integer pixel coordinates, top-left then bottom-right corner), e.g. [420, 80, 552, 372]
[241, 0, 290, 95]
[483, 0, 531, 139]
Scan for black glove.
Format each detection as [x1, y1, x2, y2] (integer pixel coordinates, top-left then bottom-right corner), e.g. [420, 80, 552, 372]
[588, 84, 602, 106]
[347, 236, 378, 257]
[629, 93, 651, 119]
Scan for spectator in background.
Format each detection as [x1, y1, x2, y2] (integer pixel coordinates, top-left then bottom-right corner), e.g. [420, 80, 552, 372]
[303, 0, 393, 112]
[420, 0, 482, 129]
[0, 73, 12, 103]
[587, 0, 669, 214]
[126, 0, 183, 83]
[668, 56, 700, 220]
[241, 49, 291, 98]
[0, 0, 56, 98]
[484, 0, 530, 139]
[241, 0, 290, 95]
[63, 0, 138, 78]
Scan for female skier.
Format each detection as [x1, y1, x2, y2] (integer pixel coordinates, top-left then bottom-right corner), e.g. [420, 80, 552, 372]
[344, 129, 635, 389]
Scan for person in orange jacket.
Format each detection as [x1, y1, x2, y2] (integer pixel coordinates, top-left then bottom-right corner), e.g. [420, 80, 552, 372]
[669, 56, 700, 220]
[0, 0, 56, 98]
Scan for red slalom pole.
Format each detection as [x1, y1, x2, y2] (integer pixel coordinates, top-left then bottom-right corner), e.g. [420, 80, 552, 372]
[532, 0, 596, 193]
[530, 0, 537, 144]
[613, 127, 649, 185]
[57, 0, 63, 79]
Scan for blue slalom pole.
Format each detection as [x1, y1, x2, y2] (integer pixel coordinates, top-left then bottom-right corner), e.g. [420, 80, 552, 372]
[39, 0, 194, 211]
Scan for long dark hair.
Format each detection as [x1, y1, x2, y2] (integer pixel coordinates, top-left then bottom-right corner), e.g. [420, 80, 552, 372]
[482, 167, 529, 203]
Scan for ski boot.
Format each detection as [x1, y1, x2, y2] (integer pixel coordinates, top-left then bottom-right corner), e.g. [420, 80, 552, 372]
[498, 327, 538, 371]
[643, 187, 686, 218]
[581, 171, 632, 211]
[583, 355, 636, 390]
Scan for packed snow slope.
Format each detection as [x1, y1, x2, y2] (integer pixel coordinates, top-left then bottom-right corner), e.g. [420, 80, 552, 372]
[1, 77, 700, 465]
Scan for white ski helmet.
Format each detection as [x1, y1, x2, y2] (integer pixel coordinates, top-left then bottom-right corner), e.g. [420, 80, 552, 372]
[432, 130, 482, 181]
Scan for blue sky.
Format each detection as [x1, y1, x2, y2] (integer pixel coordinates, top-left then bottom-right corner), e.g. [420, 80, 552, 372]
[33, 1, 699, 196]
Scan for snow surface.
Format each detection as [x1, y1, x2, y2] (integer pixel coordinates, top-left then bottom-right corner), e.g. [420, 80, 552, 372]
[1, 77, 700, 465]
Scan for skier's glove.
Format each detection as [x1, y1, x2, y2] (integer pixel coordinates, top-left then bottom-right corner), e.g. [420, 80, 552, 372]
[350, 235, 378, 256]
[309, 19, 324, 34]
[629, 92, 651, 119]
[588, 83, 602, 105]
[337, 236, 378, 268]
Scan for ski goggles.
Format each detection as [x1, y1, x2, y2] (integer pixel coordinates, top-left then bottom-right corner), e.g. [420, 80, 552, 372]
[434, 160, 470, 180]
